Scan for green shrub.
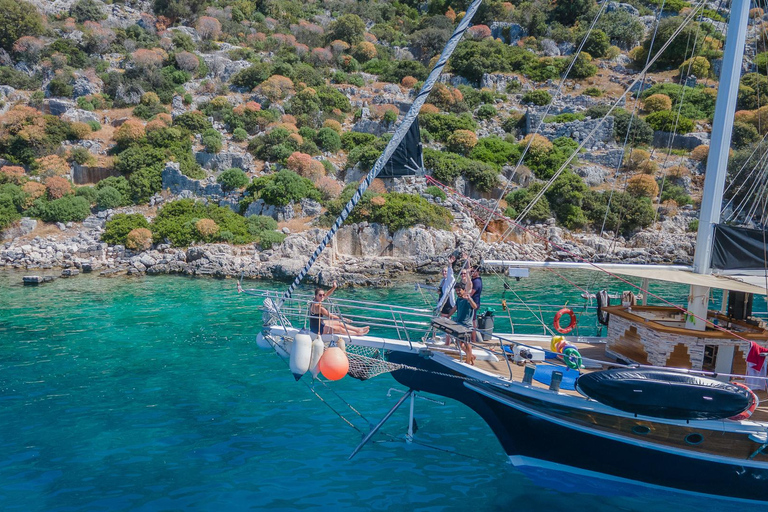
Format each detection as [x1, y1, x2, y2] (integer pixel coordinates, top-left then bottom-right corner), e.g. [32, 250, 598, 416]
[129, 167, 162, 204]
[0, 66, 41, 90]
[505, 184, 551, 223]
[0, 194, 21, 230]
[257, 230, 286, 250]
[659, 181, 692, 206]
[246, 169, 321, 207]
[470, 136, 521, 167]
[583, 30, 611, 58]
[645, 110, 695, 134]
[96, 186, 123, 210]
[103, 214, 151, 246]
[463, 161, 500, 192]
[0, 0, 44, 52]
[202, 128, 223, 153]
[232, 127, 249, 142]
[565, 53, 598, 79]
[96, 176, 131, 205]
[70, 0, 106, 22]
[545, 112, 586, 123]
[419, 112, 478, 141]
[152, 199, 255, 246]
[315, 127, 342, 153]
[731, 121, 760, 149]
[641, 83, 716, 120]
[425, 185, 446, 201]
[31, 195, 91, 223]
[70, 147, 93, 165]
[217, 167, 249, 191]
[476, 104, 497, 120]
[173, 111, 212, 133]
[584, 87, 603, 97]
[231, 63, 271, 90]
[341, 132, 376, 150]
[246, 215, 278, 234]
[75, 186, 98, 204]
[371, 193, 452, 231]
[522, 90, 552, 106]
[582, 190, 655, 235]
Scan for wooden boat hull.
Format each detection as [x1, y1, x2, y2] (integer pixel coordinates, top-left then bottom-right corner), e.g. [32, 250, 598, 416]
[389, 352, 768, 503]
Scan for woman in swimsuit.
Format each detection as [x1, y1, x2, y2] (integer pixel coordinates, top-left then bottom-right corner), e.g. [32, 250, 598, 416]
[309, 283, 370, 336]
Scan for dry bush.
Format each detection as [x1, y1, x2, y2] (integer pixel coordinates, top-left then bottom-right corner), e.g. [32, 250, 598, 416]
[114, 119, 146, 146]
[69, 122, 92, 140]
[751, 7, 765, 18]
[12, 36, 45, 62]
[330, 40, 350, 55]
[126, 228, 153, 250]
[45, 176, 72, 199]
[145, 118, 168, 132]
[521, 133, 553, 155]
[624, 149, 657, 174]
[22, 181, 46, 206]
[196, 16, 222, 40]
[175, 51, 200, 72]
[665, 165, 689, 179]
[315, 175, 342, 199]
[368, 177, 387, 194]
[421, 103, 440, 114]
[445, 7, 457, 22]
[370, 195, 386, 206]
[364, 32, 377, 43]
[295, 44, 309, 56]
[1, 166, 26, 185]
[353, 41, 377, 61]
[195, 218, 219, 238]
[288, 132, 304, 146]
[735, 110, 756, 125]
[643, 94, 672, 113]
[131, 48, 164, 69]
[281, 114, 298, 125]
[84, 22, 116, 53]
[467, 25, 492, 40]
[36, 155, 70, 176]
[310, 47, 334, 65]
[258, 75, 294, 102]
[323, 119, 342, 133]
[370, 104, 399, 120]
[287, 152, 325, 179]
[401, 76, 418, 88]
[446, 129, 478, 154]
[626, 174, 659, 198]
[690, 145, 709, 162]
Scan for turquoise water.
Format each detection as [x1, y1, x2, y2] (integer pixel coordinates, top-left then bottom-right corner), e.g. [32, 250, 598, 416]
[0, 270, 760, 511]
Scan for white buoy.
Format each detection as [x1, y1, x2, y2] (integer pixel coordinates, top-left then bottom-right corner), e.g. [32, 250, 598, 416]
[256, 332, 272, 350]
[309, 337, 325, 379]
[290, 333, 313, 380]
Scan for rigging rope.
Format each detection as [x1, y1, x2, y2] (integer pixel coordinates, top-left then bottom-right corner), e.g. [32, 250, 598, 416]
[511, 0, 709, 227]
[280, 0, 484, 303]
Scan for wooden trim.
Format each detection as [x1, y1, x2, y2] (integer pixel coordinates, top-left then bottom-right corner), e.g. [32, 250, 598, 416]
[603, 306, 768, 341]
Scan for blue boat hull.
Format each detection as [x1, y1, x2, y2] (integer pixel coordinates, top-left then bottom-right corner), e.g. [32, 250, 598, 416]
[388, 352, 768, 503]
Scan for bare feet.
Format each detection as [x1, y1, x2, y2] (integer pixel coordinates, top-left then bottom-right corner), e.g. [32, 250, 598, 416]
[360, 326, 370, 335]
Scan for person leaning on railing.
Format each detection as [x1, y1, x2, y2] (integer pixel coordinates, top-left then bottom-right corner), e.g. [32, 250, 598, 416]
[309, 281, 370, 337]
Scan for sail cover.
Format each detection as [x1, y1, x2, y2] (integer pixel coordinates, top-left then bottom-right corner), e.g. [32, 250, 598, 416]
[712, 224, 768, 271]
[379, 121, 422, 177]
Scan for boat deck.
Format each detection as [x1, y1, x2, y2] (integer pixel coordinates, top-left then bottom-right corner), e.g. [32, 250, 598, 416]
[434, 335, 768, 423]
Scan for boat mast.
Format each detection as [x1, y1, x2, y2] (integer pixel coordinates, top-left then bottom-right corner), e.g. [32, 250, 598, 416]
[685, 0, 750, 330]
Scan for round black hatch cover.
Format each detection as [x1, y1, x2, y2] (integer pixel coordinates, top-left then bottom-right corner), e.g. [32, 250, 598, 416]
[575, 369, 752, 420]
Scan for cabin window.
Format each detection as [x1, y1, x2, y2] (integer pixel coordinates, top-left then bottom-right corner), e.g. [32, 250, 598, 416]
[702, 345, 718, 372]
[685, 433, 704, 445]
[632, 425, 651, 436]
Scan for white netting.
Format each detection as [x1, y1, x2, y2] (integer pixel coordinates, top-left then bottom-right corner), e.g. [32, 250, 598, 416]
[346, 345, 411, 381]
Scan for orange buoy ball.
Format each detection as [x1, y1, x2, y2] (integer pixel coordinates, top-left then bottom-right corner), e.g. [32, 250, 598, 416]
[318, 346, 349, 381]
[556, 341, 568, 354]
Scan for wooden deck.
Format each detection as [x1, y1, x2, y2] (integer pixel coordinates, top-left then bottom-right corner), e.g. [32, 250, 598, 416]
[432, 335, 768, 422]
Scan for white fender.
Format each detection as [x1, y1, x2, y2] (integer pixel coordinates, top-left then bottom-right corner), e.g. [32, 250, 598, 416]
[289, 333, 313, 380]
[309, 337, 325, 379]
[256, 332, 272, 350]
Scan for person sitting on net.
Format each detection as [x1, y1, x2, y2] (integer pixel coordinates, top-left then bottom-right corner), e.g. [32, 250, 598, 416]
[309, 283, 370, 336]
[448, 283, 477, 365]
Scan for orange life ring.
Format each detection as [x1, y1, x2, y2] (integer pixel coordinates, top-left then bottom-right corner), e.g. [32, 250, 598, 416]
[729, 382, 758, 421]
[554, 308, 577, 334]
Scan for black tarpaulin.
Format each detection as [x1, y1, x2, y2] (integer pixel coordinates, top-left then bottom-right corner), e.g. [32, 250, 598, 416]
[379, 121, 422, 177]
[712, 224, 768, 270]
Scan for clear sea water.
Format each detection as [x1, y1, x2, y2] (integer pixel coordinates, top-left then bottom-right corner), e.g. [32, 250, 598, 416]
[0, 269, 764, 512]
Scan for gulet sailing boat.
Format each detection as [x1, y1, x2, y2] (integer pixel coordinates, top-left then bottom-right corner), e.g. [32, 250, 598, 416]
[246, 0, 768, 503]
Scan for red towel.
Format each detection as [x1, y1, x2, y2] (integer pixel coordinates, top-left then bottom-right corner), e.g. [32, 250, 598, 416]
[747, 341, 768, 372]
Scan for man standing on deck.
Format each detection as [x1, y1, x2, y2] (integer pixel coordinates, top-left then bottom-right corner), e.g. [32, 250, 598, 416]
[470, 266, 483, 342]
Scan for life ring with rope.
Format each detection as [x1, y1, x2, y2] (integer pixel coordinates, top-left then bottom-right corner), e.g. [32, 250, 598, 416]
[554, 308, 577, 334]
[729, 382, 759, 421]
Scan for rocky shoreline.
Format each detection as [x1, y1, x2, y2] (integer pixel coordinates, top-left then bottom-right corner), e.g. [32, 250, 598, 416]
[1, 202, 698, 287]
